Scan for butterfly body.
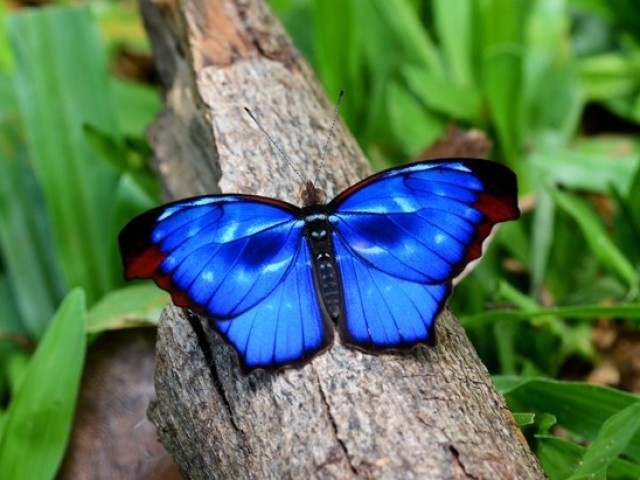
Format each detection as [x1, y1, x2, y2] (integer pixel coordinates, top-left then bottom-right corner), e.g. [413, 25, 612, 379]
[119, 158, 519, 373]
[301, 203, 343, 321]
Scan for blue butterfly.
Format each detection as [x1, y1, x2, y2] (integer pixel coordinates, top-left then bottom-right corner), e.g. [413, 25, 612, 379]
[119, 158, 519, 374]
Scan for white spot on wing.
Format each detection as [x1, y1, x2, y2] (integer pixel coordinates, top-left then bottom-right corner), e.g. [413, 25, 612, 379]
[451, 164, 471, 173]
[158, 206, 179, 221]
[191, 198, 218, 207]
[201, 270, 213, 282]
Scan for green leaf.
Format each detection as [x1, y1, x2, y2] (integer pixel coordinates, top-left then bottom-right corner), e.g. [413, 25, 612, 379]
[0, 289, 86, 480]
[551, 188, 638, 292]
[530, 138, 640, 194]
[461, 302, 640, 328]
[530, 186, 555, 293]
[513, 412, 536, 426]
[538, 436, 640, 480]
[433, 0, 475, 87]
[578, 53, 640, 102]
[8, 6, 121, 305]
[477, 0, 527, 165]
[536, 413, 558, 435]
[538, 435, 578, 480]
[0, 77, 65, 337]
[312, 0, 363, 128]
[569, 402, 640, 479]
[402, 65, 483, 122]
[495, 377, 640, 460]
[626, 154, 640, 223]
[0, 274, 25, 409]
[86, 284, 168, 333]
[0, 2, 13, 72]
[522, 0, 582, 147]
[386, 81, 444, 156]
[366, 0, 444, 76]
[110, 78, 161, 139]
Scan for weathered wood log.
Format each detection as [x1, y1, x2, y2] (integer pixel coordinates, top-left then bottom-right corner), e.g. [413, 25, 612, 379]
[139, 0, 545, 478]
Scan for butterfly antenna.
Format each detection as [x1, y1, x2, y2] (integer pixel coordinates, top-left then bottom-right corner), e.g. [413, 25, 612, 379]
[314, 89, 344, 184]
[244, 107, 305, 183]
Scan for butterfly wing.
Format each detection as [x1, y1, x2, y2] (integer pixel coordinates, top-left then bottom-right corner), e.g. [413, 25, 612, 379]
[119, 195, 333, 373]
[211, 238, 331, 373]
[332, 233, 449, 350]
[329, 158, 519, 350]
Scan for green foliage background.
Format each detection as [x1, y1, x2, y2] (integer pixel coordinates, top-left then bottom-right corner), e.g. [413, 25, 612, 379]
[2, 1, 640, 478]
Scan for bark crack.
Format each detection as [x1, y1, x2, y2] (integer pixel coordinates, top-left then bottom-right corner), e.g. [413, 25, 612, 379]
[449, 445, 479, 480]
[235, 1, 267, 59]
[315, 373, 359, 476]
[187, 312, 243, 435]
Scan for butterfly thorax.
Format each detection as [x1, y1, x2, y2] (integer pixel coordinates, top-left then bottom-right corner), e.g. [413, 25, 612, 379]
[302, 202, 342, 321]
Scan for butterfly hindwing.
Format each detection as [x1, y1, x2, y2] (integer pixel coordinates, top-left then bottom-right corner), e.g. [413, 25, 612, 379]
[330, 159, 519, 350]
[118, 195, 333, 372]
[212, 239, 333, 373]
[333, 233, 449, 350]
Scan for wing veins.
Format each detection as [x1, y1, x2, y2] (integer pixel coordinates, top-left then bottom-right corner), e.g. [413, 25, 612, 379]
[160, 211, 227, 252]
[363, 259, 395, 343]
[401, 166, 484, 189]
[334, 197, 476, 218]
[384, 214, 462, 266]
[404, 176, 482, 192]
[186, 234, 254, 312]
[156, 206, 218, 242]
[271, 270, 286, 365]
[164, 219, 299, 317]
[352, 243, 426, 342]
[338, 214, 457, 280]
[335, 222, 428, 279]
[161, 212, 295, 253]
[225, 226, 299, 317]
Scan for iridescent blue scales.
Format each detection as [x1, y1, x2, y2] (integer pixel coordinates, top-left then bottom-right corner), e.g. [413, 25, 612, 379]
[118, 158, 519, 373]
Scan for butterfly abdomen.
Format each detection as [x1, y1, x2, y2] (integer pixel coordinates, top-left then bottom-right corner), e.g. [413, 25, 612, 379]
[303, 206, 343, 321]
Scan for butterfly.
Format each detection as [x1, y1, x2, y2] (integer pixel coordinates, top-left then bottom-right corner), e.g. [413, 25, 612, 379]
[119, 158, 519, 374]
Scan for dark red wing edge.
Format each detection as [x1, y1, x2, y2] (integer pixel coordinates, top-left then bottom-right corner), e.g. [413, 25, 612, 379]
[453, 159, 520, 275]
[118, 203, 167, 280]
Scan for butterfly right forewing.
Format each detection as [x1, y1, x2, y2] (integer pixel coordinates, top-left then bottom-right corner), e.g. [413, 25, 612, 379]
[328, 158, 519, 351]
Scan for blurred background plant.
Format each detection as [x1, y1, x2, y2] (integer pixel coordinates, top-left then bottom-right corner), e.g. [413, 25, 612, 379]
[1, 0, 640, 478]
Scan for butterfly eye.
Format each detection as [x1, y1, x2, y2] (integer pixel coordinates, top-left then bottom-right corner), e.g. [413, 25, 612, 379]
[300, 181, 325, 206]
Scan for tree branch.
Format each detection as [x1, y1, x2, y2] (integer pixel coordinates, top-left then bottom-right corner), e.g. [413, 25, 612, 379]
[138, 0, 544, 477]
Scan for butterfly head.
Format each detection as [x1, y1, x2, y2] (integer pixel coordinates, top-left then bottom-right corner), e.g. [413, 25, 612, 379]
[300, 181, 326, 206]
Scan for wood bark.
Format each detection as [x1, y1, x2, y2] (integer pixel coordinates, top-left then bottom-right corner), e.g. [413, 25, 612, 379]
[138, 0, 545, 478]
